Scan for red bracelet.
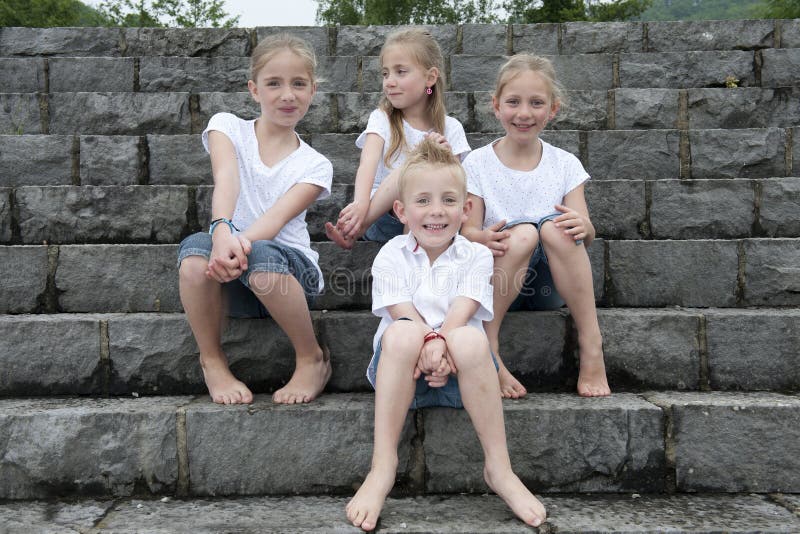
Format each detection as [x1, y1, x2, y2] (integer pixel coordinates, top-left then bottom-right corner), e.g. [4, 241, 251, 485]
[423, 331, 446, 344]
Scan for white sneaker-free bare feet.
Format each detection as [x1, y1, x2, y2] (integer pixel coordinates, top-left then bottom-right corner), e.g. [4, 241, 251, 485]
[498, 364, 527, 399]
[576, 339, 611, 397]
[273, 348, 332, 404]
[484, 465, 546, 528]
[200, 352, 253, 405]
[346, 465, 396, 531]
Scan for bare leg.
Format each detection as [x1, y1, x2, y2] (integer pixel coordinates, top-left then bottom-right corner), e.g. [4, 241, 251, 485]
[346, 320, 426, 531]
[248, 271, 331, 404]
[179, 257, 253, 404]
[485, 224, 539, 398]
[448, 327, 546, 527]
[540, 223, 610, 397]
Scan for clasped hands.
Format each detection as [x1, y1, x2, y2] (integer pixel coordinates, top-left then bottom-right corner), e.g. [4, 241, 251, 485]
[413, 336, 457, 388]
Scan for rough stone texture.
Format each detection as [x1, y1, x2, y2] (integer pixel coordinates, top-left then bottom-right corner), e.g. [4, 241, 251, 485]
[759, 178, 800, 237]
[608, 240, 739, 307]
[645, 20, 775, 52]
[562, 22, 644, 53]
[360, 56, 383, 92]
[0, 27, 123, 57]
[472, 92, 497, 133]
[56, 244, 180, 313]
[318, 56, 359, 93]
[0, 135, 72, 187]
[147, 134, 212, 185]
[510, 24, 560, 55]
[650, 179, 755, 239]
[588, 238, 604, 302]
[646, 392, 800, 492]
[688, 87, 800, 129]
[186, 394, 415, 495]
[80, 136, 140, 186]
[0, 58, 45, 92]
[139, 57, 249, 93]
[16, 186, 188, 244]
[473, 90, 608, 132]
[49, 58, 134, 92]
[310, 133, 359, 182]
[619, 51, 755, 88]
[318, 311, 379, 392]
[196, 92, 333, 135]
[336, 92, 382, 133]
[0, 315, 102, 395]
[743, 238, 800, 306]
[614, 89, 679, 130]
[598, 309, 701, 390]
[0, 94, 41, 135]
[705, 309, 800, 391]
[450, 56, 507, 91]
[0, 189, 10, 242]
[335, 25, 457, 56]
[554, 55, 615, 91]
[0, 500, 110, 532]
[795, 127, 800, 177]
[48, 93, 191, 135]
[500, 312, 568, 390]
[540, 130, 581, 159]
[587, 130, 680, 180]
[781, 18, 800, 47]
[0, 397, 186, 499]
[256, 27, 330, 57]
[424, 394, 664, 493]
[0, 246, 48, 313]
[444, 92, 471, 131]
[123, 28, 250, 57]
[690, 128, 786, 179]
[585, 179, 646, 240]
[312, 241, 380, 310]
[462, 24, 507, 55]
[760, 48, 800, 87]
[107, 314, 295, 396]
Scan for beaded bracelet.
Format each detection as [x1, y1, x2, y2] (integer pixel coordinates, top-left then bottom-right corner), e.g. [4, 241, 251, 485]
[208, 217, 239, 235]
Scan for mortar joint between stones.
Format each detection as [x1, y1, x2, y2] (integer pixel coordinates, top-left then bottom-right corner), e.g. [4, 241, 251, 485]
[697, 314, 711, 391]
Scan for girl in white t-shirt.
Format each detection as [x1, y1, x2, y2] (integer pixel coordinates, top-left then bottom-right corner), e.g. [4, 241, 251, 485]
[177, 34, 333, 406]
[462, 54, 611, 399]
[325, 27, 470, 249]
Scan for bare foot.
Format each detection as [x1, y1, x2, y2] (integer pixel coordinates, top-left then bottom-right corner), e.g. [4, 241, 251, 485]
[498, 364, 527, 399]
[484, 465, 546, 528]
[346, 465, 396, 531]
[272, 348, 332, 404]
[577, 339, 611, 397]
[200, 352, 253, 405]
[325, 221, 355, 250]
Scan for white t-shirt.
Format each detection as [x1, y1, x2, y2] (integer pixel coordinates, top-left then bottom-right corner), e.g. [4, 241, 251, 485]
[463, 139, 590, 228]
[357, 108, 471, 197]
[370, 233, 494, 353]
[202, 112, 333, 292]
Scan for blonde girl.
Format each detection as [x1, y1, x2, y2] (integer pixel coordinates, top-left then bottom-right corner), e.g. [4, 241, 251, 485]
[177, 34, 333, 405]
[325, 27, 470, 248]
[461, 54, 611, 398]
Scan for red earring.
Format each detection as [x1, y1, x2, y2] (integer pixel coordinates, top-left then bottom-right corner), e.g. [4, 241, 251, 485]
[426, 87, 432, 95]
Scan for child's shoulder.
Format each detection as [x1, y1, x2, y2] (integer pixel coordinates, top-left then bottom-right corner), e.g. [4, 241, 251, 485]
[454, 234, 492, 260]
[542, 139, 581, 164]
[462, 141, 496, 166]
[296, 136, 332, 166]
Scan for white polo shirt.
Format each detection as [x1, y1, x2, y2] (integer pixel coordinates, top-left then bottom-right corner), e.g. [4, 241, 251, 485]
[371, 233, 494, 352]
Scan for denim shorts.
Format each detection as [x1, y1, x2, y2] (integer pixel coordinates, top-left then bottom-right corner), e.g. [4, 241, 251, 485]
[364, 211, 404, 243]
[177, 232, 320, 318]
[502, 213, 582, 311]
[366, 329, 499, 410]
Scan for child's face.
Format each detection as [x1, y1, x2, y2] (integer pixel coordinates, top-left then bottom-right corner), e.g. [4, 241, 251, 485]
[381, 45, 437, 112]
[248, 49, 316, 129]
[492, 70, 559, 143]
[394, 165, 469, 260]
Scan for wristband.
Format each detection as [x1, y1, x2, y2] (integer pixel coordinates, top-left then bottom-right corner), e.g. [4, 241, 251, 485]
[423, 331, 446, 344]
[209, 217, 239, 235]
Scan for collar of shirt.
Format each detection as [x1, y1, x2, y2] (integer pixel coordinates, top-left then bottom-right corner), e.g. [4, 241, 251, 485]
[401, 232, 472, 263]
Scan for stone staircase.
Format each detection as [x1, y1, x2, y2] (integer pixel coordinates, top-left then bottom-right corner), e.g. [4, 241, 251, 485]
[1, 20, 799, 532]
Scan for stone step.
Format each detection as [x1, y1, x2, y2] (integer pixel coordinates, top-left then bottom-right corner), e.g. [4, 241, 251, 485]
[2, 493, 800, 533]
[1, 239, 799, 313]
[1, 392, 799, 499]
[0, 309, 798, 397]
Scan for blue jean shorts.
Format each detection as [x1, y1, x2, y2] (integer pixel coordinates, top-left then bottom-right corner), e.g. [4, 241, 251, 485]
[366, 327, 499, 410]
[177, 232, 320, 318]
[503, 213, 582, 311]
[364, 211, 404, 243]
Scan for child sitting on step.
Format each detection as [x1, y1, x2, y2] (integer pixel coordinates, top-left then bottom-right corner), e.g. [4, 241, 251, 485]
[325, 27, 470, 248]
[177, 34, 332, 405]
[346, 138, 546, 531]
[461, 53, 611, 398]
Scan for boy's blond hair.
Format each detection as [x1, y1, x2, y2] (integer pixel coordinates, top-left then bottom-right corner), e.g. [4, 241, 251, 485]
[494, 53, 566, 108]
[251, 33, 317, 83]
[397, 137, 466, 201]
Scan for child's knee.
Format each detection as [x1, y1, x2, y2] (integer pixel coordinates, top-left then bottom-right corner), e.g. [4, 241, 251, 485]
[507, 224, 540, 255]
[447, 326, 490, 368]
[179, 256, 209, 284]
[382, 321, 425, 360]
[539, 220, 574, 251]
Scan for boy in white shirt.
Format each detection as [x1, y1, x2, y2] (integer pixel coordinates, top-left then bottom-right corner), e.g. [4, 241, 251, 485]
[345, 138, 546, 532]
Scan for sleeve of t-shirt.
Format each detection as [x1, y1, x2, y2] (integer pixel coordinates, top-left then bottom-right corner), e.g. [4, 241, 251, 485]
[299, 153, 334, 201]
[562, 150, 591, 194]
[444, 117, 471, 161]
[456, 243, 494, 322]
[371, 242, 413, 319]
[201, 112, 239, 154]
[462, 150, 484, 199]
[356, 109, 390, 149]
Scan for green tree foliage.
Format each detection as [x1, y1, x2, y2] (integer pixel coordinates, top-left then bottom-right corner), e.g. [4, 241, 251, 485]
[637, 0, 766, 20]
[316, 0, 501, 25]
[98, 0, 239, 27]
[504, 0, 652, 23]
[0, 0, 107, 26]
[752, 0, 800, 18]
